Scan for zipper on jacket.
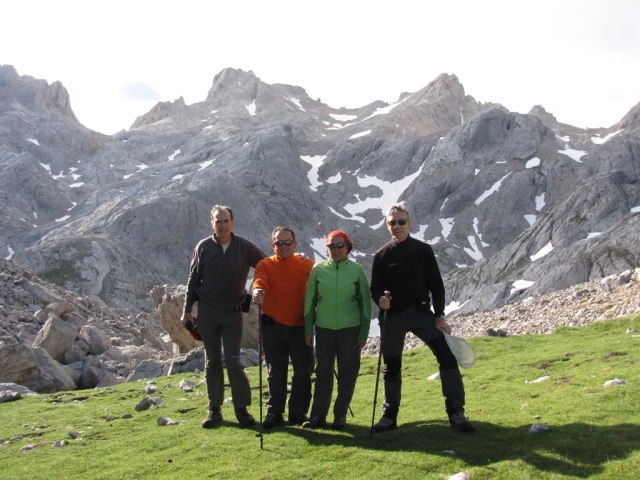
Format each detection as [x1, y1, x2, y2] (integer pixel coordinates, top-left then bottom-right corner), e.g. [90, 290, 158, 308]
[335, 260, 340, 330]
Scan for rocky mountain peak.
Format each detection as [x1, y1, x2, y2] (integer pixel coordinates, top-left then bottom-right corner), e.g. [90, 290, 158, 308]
[1, 64, 639, 324]
[0, 64, 77, 121]
[423, 73, 464, 98]
[0, 64, 21, 96]
[616, 101, 640, 132]
[527, 104, 586, 134]
[205, 67, 261, 105]
[528, 104, 557, 124]
[130, 96, 189, 130]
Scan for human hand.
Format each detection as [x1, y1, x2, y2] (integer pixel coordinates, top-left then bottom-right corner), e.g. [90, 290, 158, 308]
[295, 252, 313, 262]
[180, 312, 194, 326]
[378, 294, 391, 310]
[435, 317, 452, 335]
[305, 335, 315, 347]
[252, 288, 264, 306]
[356, 338, 367, 349]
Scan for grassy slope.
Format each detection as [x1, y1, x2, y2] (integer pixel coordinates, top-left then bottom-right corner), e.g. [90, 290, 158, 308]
[1, 315, 639, 480]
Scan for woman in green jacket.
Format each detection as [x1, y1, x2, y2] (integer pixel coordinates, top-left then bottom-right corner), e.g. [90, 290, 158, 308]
[303, 230, 371, 430]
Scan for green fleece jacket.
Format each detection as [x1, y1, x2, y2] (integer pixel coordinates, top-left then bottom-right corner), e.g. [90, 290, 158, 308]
[304, 258, 372, 339]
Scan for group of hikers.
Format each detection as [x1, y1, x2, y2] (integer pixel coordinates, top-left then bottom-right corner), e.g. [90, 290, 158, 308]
[180, 203, 474, 434]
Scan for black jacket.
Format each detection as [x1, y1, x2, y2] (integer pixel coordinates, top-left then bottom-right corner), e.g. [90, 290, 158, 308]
[370, 235, 445, 318]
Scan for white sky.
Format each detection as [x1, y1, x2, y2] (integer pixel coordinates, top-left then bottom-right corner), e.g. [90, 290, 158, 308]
[2, 0, 639, 134]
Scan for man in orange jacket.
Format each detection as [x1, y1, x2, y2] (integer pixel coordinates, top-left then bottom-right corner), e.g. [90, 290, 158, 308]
[252, 227, 315, 428]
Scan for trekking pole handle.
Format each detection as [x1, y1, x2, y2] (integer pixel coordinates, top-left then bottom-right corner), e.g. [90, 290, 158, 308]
[253, 288, 264, 307]
[383, 291, 391, 318]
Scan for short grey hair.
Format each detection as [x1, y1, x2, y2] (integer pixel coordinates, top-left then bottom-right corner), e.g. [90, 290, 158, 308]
[385, 203, 410, 221]
[211, 205, 233, 221]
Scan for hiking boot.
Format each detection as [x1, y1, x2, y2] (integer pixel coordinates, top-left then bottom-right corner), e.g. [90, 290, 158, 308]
[201, 407, 223, 428]
[301, 416, 326, 429]
[262, 413, 284, 429]
[371, 416, 397, 433]
[331, 416, 347, 430]
[235, 407, 256, 426]
[288, 412, 309, 425]
[449, 412, 474, 432]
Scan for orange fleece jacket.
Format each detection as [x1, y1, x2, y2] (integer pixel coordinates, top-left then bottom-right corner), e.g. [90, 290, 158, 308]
[252, 254, 315, 327]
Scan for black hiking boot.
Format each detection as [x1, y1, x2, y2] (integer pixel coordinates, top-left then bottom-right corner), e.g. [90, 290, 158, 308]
[371, 416, 397, 433]
[449, 412, 474, 432]
[262, 413, 284, 429]
[235, 407, 256, 426]
[301, 416, 326, 429]
[201, 407, 223, 428]
[331, 416, 347, 430]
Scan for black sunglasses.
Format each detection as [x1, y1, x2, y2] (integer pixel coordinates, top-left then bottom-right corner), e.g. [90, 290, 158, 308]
[327, 242, 347, 250]
[387, 219, 408, 226]
[274, 239, 294, 247]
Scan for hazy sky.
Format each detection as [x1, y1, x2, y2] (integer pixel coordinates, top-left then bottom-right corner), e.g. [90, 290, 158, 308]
[3, 0, 639, 134]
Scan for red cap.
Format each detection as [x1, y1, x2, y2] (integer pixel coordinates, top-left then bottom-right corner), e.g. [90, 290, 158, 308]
[326, 230, 352, 253]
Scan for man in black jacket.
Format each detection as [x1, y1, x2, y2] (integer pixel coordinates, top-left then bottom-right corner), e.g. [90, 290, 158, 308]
[181, 205, 266, 428]
[370, 203, 474, 433]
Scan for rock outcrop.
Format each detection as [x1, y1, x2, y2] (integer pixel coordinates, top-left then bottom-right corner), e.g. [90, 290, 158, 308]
[362, 268, 640, 356]
[150, 283, 260, 352]
[3, 65, 639, 319]
[0, 258, 172, 392]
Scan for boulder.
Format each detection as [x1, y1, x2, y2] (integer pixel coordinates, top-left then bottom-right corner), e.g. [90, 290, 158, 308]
[79, 325, 110, 355]
[0, 344, 39, 384]
[0, 382, 38, 396]
[601, 269, 634, 292]
[101, 345, 157, 363]
[79, 355, 108, 389]
[32, 315, 77, 362]
[96, 371, 125, 388]
[20, 281, 65, 306]
[239, 348, 259, 368]
[84, 295, 108, 311]
[150, 284, 260, 353]
[63, 344, 87, 364]
[42, 301, 74, 319]
[140, 325, 171, 352]
[168, 347, 205, 374]
[0, 391, 22, 403]
[150, 284, 201, 353]
[22, 347, 77, 393]
[126, 359, 167, 382]
[63, 361, 84, 385]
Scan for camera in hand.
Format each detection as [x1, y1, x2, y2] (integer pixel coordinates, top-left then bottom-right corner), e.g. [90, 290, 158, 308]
[184, 317, 202, 341]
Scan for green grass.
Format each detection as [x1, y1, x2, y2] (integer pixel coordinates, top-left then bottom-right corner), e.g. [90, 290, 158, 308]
[1, 315, 639, 479]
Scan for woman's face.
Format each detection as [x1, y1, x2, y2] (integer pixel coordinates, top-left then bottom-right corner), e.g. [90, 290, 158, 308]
[326, 235, 348, 262]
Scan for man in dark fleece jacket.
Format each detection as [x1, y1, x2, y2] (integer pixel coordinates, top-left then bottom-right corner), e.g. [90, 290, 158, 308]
[181, 205, 266, 428]
[370, 203, 474, 433]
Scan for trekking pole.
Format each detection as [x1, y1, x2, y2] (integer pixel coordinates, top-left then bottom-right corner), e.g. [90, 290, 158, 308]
[256, 301, 264, 449]
[334, 368, 354, 417]
[370, 291, 390, 439]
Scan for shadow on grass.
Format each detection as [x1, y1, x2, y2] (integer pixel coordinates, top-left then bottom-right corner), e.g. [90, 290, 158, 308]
[279, 419, 640, 478]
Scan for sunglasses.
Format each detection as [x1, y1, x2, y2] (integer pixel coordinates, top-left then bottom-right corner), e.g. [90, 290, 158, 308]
[387, 219, 408, 226]
[327, 243, 347, 250]
[273, 239, 294, 247]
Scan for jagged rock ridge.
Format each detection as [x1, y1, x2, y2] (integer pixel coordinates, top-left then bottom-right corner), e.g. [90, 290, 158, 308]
[0, 63, 638, 319]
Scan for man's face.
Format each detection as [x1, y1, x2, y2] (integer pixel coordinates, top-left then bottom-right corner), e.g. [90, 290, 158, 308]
[386, 210, 411, 243]
[272, 230, 296, 259]
[212, 209, 234, 242]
